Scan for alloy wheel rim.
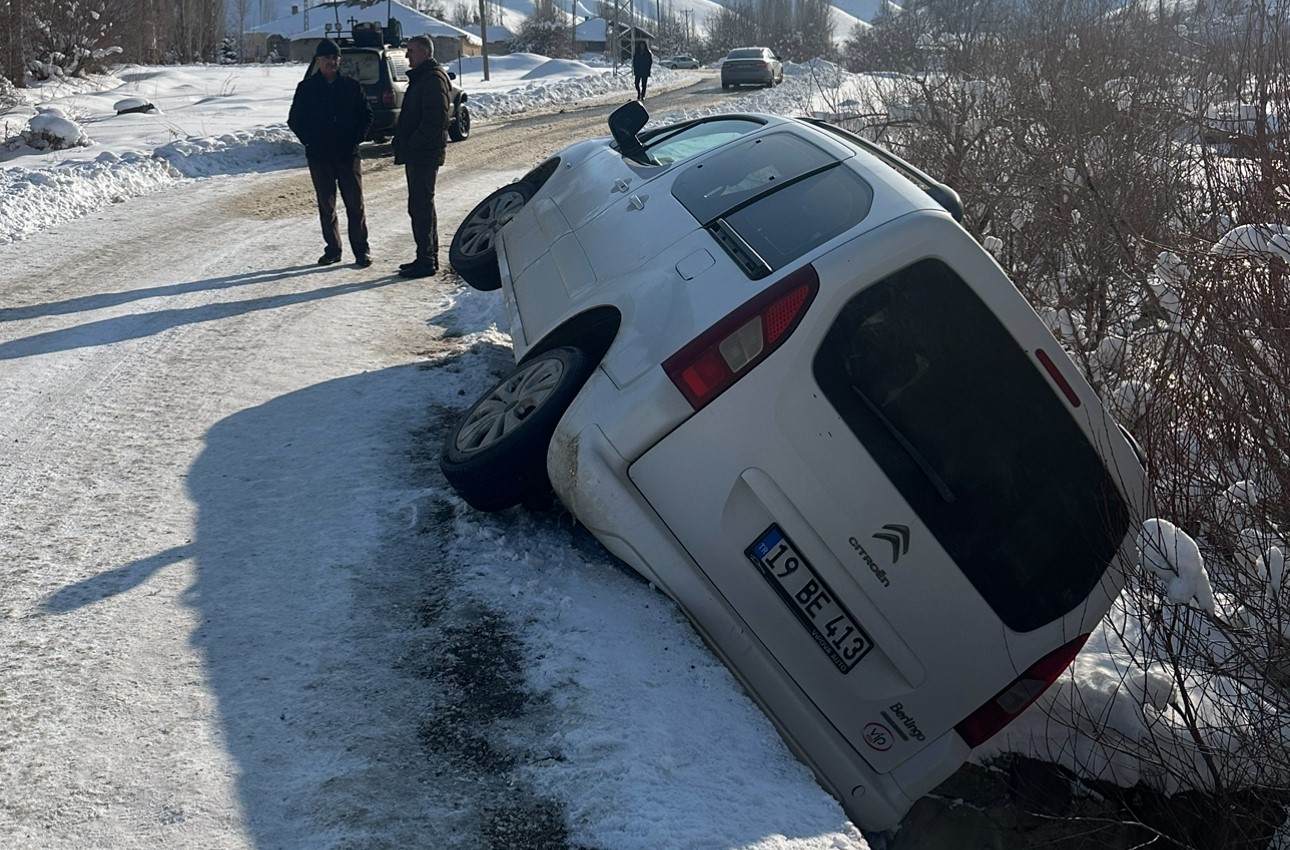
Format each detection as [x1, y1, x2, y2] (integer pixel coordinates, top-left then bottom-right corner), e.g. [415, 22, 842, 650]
[456, 188, 527, 258]
[454, 356, 565, 453]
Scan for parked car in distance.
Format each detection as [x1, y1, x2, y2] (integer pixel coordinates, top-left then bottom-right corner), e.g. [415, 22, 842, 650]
[304, 25, 471, 143]
[442, 102, 1149, 833]
[721, 46, 783, 88]
[661, 55, 700, 70]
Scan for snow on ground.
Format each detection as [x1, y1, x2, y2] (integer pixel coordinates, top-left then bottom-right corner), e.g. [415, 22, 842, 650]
[0, 56, 696, 244]
[0, 57, 886, 245]
[1, 51, 1266, 848]
[1, 56, 873, 850]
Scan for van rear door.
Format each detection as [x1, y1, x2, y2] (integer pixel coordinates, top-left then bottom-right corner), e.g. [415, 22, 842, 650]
[629, 213, 1138, 773]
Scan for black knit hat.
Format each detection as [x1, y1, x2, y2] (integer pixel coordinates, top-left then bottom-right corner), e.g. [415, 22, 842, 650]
[314, 39, 340, 57]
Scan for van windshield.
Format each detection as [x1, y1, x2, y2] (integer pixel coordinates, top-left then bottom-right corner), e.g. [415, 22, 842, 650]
[638, 117, 763, 165]
[813, 259, 1130, 632]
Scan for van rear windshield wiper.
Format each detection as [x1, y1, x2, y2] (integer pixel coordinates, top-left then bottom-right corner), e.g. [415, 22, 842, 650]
[850, 384, 956, 503]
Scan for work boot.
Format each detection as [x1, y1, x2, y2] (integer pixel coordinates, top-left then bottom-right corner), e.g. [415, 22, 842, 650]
[398, 260, 438, 279]
[318, 250, 342, 265]
[355, 254, 373, 268]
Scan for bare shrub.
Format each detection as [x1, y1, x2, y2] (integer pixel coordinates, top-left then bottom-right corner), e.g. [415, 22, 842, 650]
[850, 1, 1290, 844]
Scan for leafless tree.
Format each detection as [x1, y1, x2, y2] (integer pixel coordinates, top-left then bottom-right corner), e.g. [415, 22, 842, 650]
[1, 0, 28, 86]
[847, 2, 1290, 844]
[233, 0, 253, 62]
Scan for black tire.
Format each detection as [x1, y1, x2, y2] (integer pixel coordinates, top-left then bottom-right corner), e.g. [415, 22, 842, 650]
[448, 103, 471, 142]
[441, 347, 594, 512]
[448, 180, 535, 291]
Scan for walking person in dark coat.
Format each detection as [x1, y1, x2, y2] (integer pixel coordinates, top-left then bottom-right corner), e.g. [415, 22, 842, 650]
[288, 39, 374, 267]
[393, 35, 451, 279]
[632, 40, 653, 100]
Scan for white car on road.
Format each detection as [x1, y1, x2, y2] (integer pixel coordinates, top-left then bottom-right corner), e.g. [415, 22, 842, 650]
[661, 55, 701, 70]
[442, 103, 1149, 832]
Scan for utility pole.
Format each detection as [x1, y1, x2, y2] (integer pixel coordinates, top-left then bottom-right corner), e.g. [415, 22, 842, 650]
[478, 0, 490, 80]
[608, 0, 631, 73]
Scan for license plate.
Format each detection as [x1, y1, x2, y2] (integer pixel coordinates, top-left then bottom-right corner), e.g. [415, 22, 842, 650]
[746, 525, 873, 674]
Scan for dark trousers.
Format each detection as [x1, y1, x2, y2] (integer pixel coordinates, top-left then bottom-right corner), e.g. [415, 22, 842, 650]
[405, 162, 440, 264]
[308, 155, 369, 257]
[634, 73, 649, 99]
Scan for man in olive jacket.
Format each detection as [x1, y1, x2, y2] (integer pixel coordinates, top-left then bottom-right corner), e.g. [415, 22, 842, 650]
[288, 39, 373, 267]
[393, 35, 450, 279]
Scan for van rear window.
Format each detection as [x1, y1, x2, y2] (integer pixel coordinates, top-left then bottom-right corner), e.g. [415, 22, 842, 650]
[812, 259, 1130, 632]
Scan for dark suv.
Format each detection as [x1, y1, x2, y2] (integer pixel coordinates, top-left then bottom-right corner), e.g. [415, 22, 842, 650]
[305, 30, 470, 144]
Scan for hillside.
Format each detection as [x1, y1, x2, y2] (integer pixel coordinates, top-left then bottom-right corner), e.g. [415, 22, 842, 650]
[242, 0, 897, 43]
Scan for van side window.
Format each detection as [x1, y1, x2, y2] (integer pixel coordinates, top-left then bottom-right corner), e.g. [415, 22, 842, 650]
[672, 131, 837, 224]
[812, 259, 1130, 632]
[672, 132, 870, 277]
[720, 167, 873, 273]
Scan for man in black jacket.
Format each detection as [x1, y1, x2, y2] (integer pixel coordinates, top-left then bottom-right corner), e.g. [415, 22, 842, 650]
[393, 35, 450, 279]
[288, 39, 374, 267]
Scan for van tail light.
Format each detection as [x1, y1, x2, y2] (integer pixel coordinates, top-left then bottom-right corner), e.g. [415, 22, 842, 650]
[954, 633, 1089, 748]
[381, 90, 396, 107]
[663, 264, 819, 411]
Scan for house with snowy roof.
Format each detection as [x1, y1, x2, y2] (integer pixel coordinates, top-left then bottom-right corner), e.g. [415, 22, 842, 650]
[573, 17, 652, 60]
[251, 0, 482, 62]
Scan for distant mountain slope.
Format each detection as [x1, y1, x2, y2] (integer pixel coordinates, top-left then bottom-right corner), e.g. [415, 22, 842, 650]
[240, 0, 896, 42]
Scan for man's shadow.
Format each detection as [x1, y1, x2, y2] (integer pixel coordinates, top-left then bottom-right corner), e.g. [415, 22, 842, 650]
[0, 264, 326, 323]
[0, 268, 397, 361]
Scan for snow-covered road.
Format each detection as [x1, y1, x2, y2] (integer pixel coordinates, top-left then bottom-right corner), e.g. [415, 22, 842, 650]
[0, 94, 868, 849]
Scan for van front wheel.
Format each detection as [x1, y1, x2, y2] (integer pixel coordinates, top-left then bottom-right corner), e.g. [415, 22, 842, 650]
[449, 180, 535, 291]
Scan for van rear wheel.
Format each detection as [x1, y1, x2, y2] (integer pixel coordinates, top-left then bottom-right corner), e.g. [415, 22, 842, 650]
[441, 347, 593, 512]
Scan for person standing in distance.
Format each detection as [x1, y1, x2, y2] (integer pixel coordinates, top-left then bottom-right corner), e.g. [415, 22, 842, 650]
[288, 39, 373, 267]
[632, 40, 653, 100]
[394, 35, 451, 279]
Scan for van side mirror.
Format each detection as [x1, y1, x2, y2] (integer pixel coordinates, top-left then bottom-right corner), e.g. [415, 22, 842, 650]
[608, 100, 651, 164]
[927, 183, 964, 222]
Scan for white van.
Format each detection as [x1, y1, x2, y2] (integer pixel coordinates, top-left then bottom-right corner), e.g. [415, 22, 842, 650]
[441, 104, 1150, 831]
